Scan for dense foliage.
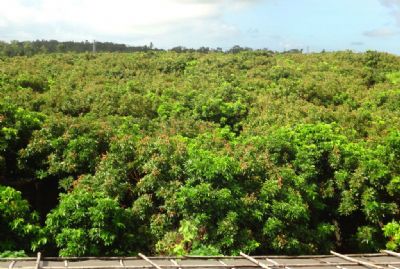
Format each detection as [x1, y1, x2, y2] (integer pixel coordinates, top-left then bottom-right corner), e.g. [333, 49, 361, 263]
[0, 49, 399, 256]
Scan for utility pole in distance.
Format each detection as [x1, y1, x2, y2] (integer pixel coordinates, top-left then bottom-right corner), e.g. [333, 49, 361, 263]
[93, 40, 96, 53]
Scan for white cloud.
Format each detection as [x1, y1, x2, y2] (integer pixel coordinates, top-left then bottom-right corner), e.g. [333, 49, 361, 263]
[379, 0, 400, 25]
[350, 41, 364, 46]
[380, 0, 400, 7]
[0, 0, 262, 46]
[364, 27, 399, 37]
[363, 1, 400, 40]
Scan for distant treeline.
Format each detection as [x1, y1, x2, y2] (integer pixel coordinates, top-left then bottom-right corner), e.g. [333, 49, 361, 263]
[0, 40, 300, 57]
[0, 40, 156, 56]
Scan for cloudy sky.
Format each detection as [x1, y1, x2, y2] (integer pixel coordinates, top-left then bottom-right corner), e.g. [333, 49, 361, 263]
[0, 0, 400, 53]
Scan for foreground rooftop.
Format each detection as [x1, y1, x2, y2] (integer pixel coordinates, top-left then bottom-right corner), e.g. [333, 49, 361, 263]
[1, 250, 399, 269]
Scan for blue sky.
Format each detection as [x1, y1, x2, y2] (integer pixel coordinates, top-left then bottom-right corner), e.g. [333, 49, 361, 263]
[0, 0, 400, 53]
[222, 0, 399, 53]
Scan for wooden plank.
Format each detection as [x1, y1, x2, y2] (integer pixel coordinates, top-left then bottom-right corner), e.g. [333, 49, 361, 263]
[219, 259, 236, 269]
[330, 251, 384, 269]
[170, 259, 181, 269]
[384, 251, 400, 259]
[315, 257, 348, 269]
[36, 260, 400, 269]
[39, 264, 255, 269]
[0, 257, 37, 261]
[183, 256, 229, 259]
[42, 266, 152, 269]
[240, 252, 270, 269]
[26, 261, 400, 269]
[138, 253, 162, 269]
[0, 254, 388, 262]
[363, 254, 400, 269]
[184, 255, 340, 259]
[266, 257, 292, 269]
[254, 254, 386, 259]
[35, 253, 42, 269]
[8, 261, 16, 269]
[236, 262, 399, 267]
[40, 265, 248, 269]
